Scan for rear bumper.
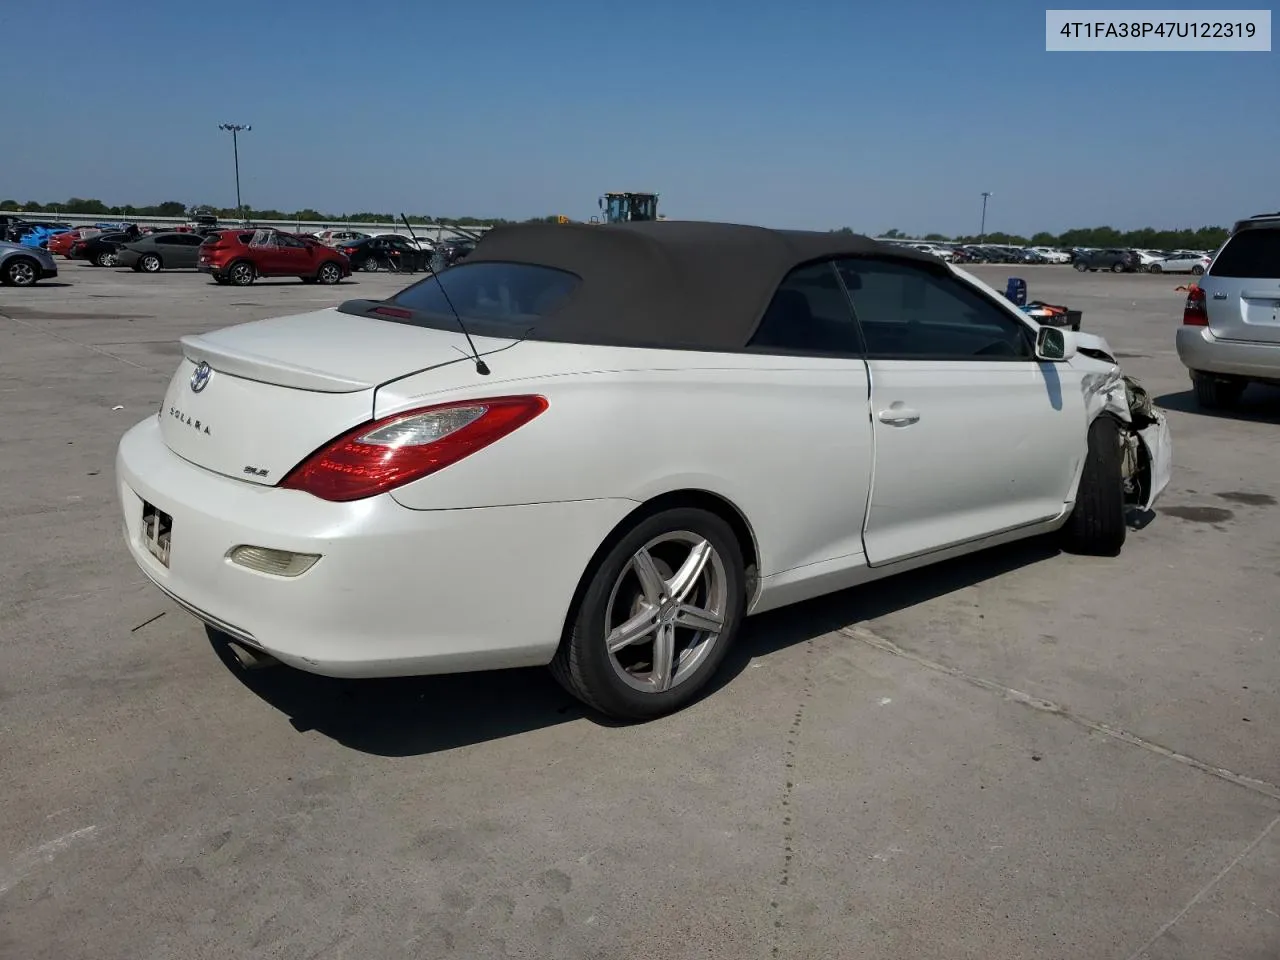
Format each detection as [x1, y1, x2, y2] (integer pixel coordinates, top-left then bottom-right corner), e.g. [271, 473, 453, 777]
[1176, 326, 1280, 382]
[115, 417, 635, 678]
[40, 264, 58, 279]
[116, 250, 141, 267]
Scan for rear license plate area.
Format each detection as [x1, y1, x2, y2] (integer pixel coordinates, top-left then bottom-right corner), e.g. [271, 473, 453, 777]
[141, 501, 173, 568]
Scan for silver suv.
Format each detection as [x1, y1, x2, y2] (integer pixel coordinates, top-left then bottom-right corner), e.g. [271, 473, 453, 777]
[1176, 213, 1280, 408]
[0, 240, 59, 287]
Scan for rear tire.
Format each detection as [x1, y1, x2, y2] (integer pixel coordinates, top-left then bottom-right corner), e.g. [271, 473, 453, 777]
[1192, 372, 1246, 409]
[550, 506, 746, 721]
[1148, 263, 1162, 274]
[1062, 416, 1126, 557]
[1111, 262, 1125, 273]
[1191, 264, 1205, 276]
[227, 261, 255, 286]
[139, 253, 162, 273]
[95, 250, 118, 267]
[1073, 261, 1088, 272]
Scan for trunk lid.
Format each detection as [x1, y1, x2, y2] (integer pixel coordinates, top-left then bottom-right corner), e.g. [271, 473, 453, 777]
[161, 308, 518, 485]
[1203, 224, 1280, 344]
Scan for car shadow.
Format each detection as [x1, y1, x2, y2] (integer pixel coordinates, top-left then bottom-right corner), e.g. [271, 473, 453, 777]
[1155, 388, 1280, 423]
[204, 280, 361, 287]
[215, 537, 1060, 757]
[19, 281, 74, 288]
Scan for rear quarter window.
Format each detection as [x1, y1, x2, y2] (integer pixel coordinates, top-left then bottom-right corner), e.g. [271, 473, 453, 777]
[1210, 228, 1280, 279]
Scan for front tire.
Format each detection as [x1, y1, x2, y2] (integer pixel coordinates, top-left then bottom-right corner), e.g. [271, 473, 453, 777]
[317, 261, 343, 284]
[1, 256, 39, 286]
[95, 250, 118, 267]
[1062, 416, 1126, 556]
[1111, 262, 1125, 273]
[1192, 372, 1246, 409]
[1074, 261, 1088, 272]
[550, 507, 746, 721]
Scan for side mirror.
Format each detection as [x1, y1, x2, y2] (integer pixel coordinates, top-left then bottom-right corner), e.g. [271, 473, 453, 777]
[1035, 325, 1077, 362]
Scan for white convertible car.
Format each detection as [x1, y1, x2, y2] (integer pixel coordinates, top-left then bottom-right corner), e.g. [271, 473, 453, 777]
[116, 222, 1171, 720]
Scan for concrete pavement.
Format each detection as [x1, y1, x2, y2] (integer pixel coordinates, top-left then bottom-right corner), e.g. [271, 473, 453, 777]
[1, 261, 1277, 959]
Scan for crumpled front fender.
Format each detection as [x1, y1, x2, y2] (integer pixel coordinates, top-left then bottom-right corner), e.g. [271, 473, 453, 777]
[1074, 344, 1172, 511]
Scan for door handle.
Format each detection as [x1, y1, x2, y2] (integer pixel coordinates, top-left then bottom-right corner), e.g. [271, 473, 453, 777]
[877, 406, 920, 426]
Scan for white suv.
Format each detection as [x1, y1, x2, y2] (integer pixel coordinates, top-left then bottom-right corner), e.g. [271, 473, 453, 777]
[1176, 213, 1280, 408]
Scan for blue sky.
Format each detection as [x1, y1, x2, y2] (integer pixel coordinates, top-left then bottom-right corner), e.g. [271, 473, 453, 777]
[4, 1, 1276, 234]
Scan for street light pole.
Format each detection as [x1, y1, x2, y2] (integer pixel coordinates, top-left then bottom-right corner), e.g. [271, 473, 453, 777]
[218, 123, 252, 222]
[979, 191, 992, 240]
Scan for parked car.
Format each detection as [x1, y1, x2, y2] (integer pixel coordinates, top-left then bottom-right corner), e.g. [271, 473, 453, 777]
[69, 231, 133, 267]
[1147, 253, 1210, 275]
[48, 228, 99, 258]
[1176, 212, 1280, 408]
[17, 225, 71, 250]
[0, 214, 29, 242]
[117, 232, 209, 272]
[1072, 248, 1140, 273]
[0, 239, 59, 286]
[197, 228, 351, 285]
[115, 221, 1170, 720]
[1030, 246, 1072, 264]
[434, 237, 476, 267]
[338, 235, 430, 272]
[313, 229, 370, 247]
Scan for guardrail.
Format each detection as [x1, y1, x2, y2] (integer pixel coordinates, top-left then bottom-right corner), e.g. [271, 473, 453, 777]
[0, 211, 492, 241]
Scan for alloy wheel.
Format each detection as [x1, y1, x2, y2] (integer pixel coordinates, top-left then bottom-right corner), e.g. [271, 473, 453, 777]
[603, 531, 728, 694]
[6, 260, 36, 285]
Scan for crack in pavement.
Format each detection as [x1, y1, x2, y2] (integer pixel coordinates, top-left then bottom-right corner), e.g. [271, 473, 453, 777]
[839, 625, 1280, 958]
[839, 625, 1280, 802]
[2, 313, 166, 374]
[1123, 814, 1280, 960]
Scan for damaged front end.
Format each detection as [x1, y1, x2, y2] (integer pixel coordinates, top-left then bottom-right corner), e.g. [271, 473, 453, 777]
[1074, 335, 1172, 512]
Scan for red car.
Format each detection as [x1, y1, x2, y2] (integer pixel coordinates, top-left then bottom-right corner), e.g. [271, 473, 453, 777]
[48, 228, 96, 258]
[197, 228, 351, 286]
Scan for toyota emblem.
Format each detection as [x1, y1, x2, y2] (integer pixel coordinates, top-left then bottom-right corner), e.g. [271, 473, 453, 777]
[190, 361, 212, 393]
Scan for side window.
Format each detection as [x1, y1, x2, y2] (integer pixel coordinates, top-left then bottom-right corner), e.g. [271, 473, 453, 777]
[748, 261, 863, 356]
[177, 234, 205, 246]
[276, 233, 306, 248]
[834, 258, 1033, 360]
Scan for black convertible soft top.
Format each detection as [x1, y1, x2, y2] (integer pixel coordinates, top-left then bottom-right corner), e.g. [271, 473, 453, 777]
[468, 221, 943, 350]
[344, 221, 948, 351]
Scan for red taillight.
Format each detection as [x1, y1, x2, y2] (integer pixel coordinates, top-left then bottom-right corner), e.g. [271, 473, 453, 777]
[280, 395, 548, 502]
[1183, 287, 1208, 326]
[341, 246, 357, 256]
